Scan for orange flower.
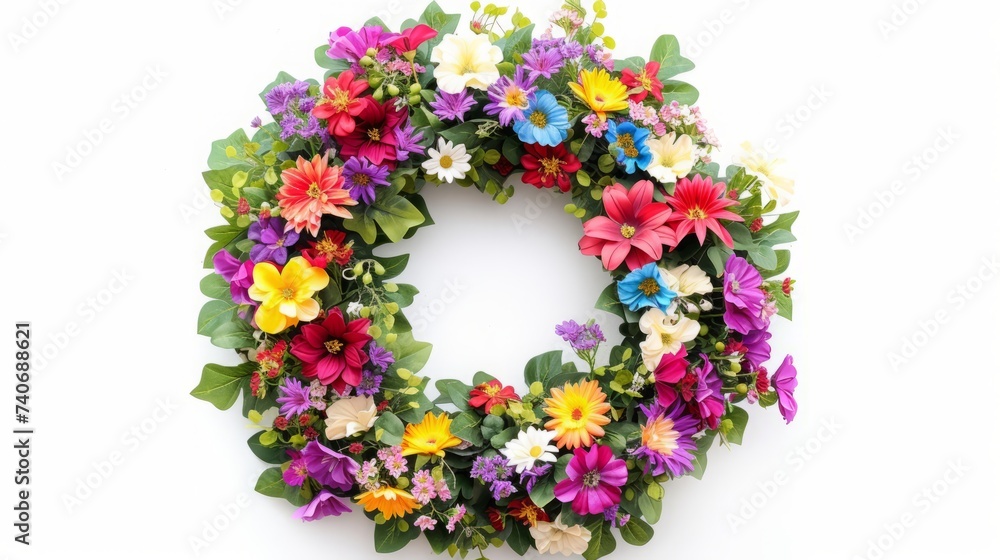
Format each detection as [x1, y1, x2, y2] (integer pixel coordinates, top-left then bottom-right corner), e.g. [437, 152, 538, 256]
[355, 486, 418, 520]
[277, 155, 356, 237]
[543, 380, 612, 449]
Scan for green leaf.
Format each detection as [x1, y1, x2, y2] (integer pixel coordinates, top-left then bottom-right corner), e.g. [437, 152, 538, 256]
[197, 299, 239, 337]
[660, 80, 699, 104]
[583, 518, 617, 560]
[499, 23, 535, 59]
[200, 273, 230, 300]
[508, 522, 533, 555]
[190, 362, 255, 410]
[595, 282, 626, 321]
[435, 379, 473, 411]
[370, 193, 427, 243]
[210, 321, 256, 349]
[529, 474, 556, 507]
[376, 253, 410, 280]
[637, 492, 662, 524]
[728, 222, 755, 250]
[747, 244, 778, 270]
[523, 350, 564, 387]
[690, 429, 717, 480]
[450, 410, 484, 446]
[472, 371, 497, 386]
[760, 211, 799, 235]
[374, 514, 420, 553]
[254, 467, 285, 498]
[619, 517, 654, 546]
[315, 45, 351, 76]
[613, 56, 646, 72]
[774, 288, 793, 320]
[490, 426, 520, 449]
[387, 331, 432, 374]
[724, 406, 750, 445]
[758, 249, 791, 278]
[649, 35, 695, 80]
[385, 283, 419, 307]
[208, 130, 252, 171]
[373, 411, 405, 445]
[247, 432, 288, 464]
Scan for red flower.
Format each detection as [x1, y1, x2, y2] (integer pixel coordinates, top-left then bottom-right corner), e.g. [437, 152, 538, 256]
[348, 442, 365, 454]
[520, 142, 582, 193]
[665, 175, 743, 249]
[290, 307, 372, 394]
[486, 507, 505, 531]
[338, 98, 406, 167]
[302, 230, 354, 269]
[620, 61, 664, 103]
[256, 340, 287, 379]
[653, 346, 689, 408]
[386, 24, 438, 54]
[273, 416, 289, 430]
[312, 70, 370, 137]
[507, 497, 550, 527]
[579, 180, 677, 272]
[492, 155, 514, 177]
[468, 380, 520, 413]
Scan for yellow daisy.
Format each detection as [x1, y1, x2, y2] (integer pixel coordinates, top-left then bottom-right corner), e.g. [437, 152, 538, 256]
[400, 412, 462, 457]
[355, 486, 418, 520]
[543, 380, 612, 449]
[568, 68, 629, 122]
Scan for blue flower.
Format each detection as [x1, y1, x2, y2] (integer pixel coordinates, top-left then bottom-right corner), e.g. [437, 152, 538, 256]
[617, 262, 676, 313]
[605, 121, 652, 173]
[513, 90, 570, 147]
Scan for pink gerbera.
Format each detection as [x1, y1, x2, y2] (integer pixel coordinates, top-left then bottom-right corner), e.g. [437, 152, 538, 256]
[578, 180, 676, 271]
[665, 175, 743, 248]
[277, 155, 357, 237]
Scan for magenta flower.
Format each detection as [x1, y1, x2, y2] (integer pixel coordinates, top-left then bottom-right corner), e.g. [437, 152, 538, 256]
[290, 307, 373, 394]
[327, 25, 393, 63]
[579, 180, 677, 271]
[292, 489, 351, 521]
[553, 444, 628, 516]
[301, 440, 359, 492]
[771, 355, 798, 423]
[689, 356, 724, 430]
[741, 328, 772, 369]
[283, 450, 309, 487]
[212, 250, 255, 306]
[276, 377, 313, 417]
[653, 346, 689, 407]
[723, 255, 768, 335]
[635, 403, 700, 478]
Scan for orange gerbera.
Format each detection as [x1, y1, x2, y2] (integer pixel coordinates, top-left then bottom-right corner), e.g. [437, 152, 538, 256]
[355, 486, 418, 520]
[543, 380, 612, 449]
[400, 412, 462, 457]
[277, 155, 356, 237]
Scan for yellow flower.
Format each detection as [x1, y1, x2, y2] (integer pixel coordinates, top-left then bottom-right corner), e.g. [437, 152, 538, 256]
[543, 380, 612, 449]
[736, 141, 795, 206]
[646, 132, 695, 184]
[568, 68, 629, 122]
[355, 486, 418, 520]
[400, 412, 462, 457]
[430, 33, 503, 94]
[248, 256, 329, 334]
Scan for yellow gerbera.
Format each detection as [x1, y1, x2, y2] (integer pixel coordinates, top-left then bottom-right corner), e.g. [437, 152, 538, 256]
[247, 256, 329, 334]
[568, 68, 629, 122]
[355, 486, 418, 520]
[400, 412, 462, 457]
[543, 380, 612, 449]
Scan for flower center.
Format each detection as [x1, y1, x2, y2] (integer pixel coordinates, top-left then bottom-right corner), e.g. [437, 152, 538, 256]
[324, 339, 344, 355]
[506, 88, 528, 108]
[686, 206, 708, 220]
[594, 94, 605, 104]
[582, 469, 601, 488]
[481, 383, 500, 397]
[367, 127, 381, 142]
[355, 173, 370, 186]
[638, 278, 660, 296]
[281, 288, 295, 299]
[439, 155, 454, 169]
[660, 332, 674, 345]
[617, 133, 639, 158]
[539, 156, 564, 178]
[275, 238, 285, 247]
[571, 408, 583, 421]
[620, 224, 636, 239]
[329, 88, 351, 111]
[730, 279, 741, 293]
[306, 182, 322, 199]
[529, 445, 543, 458]
[639, 70, 652, 91]
[529, 110, 548, 128]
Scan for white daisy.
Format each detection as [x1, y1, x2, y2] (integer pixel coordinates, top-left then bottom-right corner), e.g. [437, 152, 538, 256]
[500, 426, 559, 473]
[422, 137, 472, 183]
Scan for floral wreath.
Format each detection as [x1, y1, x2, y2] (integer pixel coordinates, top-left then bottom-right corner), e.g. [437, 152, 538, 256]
[193, 2, 799, 558]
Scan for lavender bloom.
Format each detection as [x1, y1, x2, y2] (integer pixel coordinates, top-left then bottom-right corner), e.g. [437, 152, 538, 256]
[277, 377, 313, 417]
[485, 67, 537, 126]
[490, 480, 516, 500]
[430, 90, 477, 122]
[342, 157, 390, 205]
[265, 81, 310, 114]
[279, 114, 303, 140]
[555, 320, 605, 351]
[367, 343, 394, 372]
[250, 116, 262, 128]
[521, 48, 565, 81]
[327, 25, 393, 63]
[394, 122, 425, 161]
[519, 463, 551, 493]
[248, 215, 299, 265]
[355, 370, 383, 397]
[471, 455, 513, 483]
[301, 440, 360, 492]
[554, 320, 585, 343]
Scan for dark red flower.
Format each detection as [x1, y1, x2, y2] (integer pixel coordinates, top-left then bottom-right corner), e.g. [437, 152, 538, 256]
[620, 61, 664, 103]
[273, 416, 289, 430]
[302, 230, 354, 269]
[507, 497, 550, 527]
[290, 307, 372, 394]
[250, 372, 262, 397]
[520, 142, 582, 193]
[782, 277, 794, 295]
[303, 426, 319, 440]
[749, 217, 764, 233]
[337, 98, 407, 167]
[348, 442, 365, 454]
[492, 155, 514, 177]
[468, 380, 520, 413]
[486, 507, 505, 531]
[755, 368, 770, 394]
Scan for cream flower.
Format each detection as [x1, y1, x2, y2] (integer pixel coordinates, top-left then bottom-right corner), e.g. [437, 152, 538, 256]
[666, 264, 713, 298]
[247, 407, 280, 431]
[529, 514, 591, 556]
[736, 141, 795, 206]
[430, 33, 503, 94]
[639, 308, 700, 371]
[645, 132, 695, 184]
[500, 426, 559, 473]
[422, 138, 472, 183]
[324, 395, 378, 440]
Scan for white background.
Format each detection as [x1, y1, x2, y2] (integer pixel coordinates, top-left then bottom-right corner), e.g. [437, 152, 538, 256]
[2, 0, 998, 558]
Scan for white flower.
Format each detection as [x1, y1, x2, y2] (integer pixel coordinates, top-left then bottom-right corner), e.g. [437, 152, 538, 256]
[736, 141, 795, 206]
[500, 426, 559, 473]
[430, 33, 502, 94]
[422, 138, 472, 183]
[530, 514, 592, 556]
[645, 132, 695, 184]
[639, 308, 700, 371]
[247, 406, 280, 431]
[324, 395, 378, 440]
[666, 264, 713, 298]
[346, 301, 363, 317]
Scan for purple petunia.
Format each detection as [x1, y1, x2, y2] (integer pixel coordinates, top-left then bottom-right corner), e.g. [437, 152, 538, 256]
[301, 440, 359, 492]
[292, 489, 351, 521]
[771, 355, 798, 423]
[741, 328, 772, 370]
[723, 255, 769, 335]
[429, 90, 477, 122]
[277, 377, 313, 417]
[248, 215, 299, 265]
[485, 67, 537, 126]
[690, 355, 724, 429]
[212, 250, 255, 306]
[342, 157, 390, 205]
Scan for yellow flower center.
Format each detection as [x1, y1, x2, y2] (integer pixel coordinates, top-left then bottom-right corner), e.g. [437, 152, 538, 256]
[307, 182, 322, 199]
[529, 445, 543, 458]
[620, 224, 636, 239]
[275, 238, 285, 247]
[529, 110, 548, 128]
[281, 287, 295, 299]
[539, 156, 564, 178]
[617, 133, 639, 158]
[639, 70, 652, 91]
[481, 383, 500, 397]
[439, 155, 453, 169]
[642, 416, 679, 455]
[686, 207, 708, 220]
[367, 127, 381, 142]
[660, 332, 674, 345]
[521, 506, 539, 526]
[638, 278, 660, 296]
[324, 339, 344, 355]
[506, 88, 527, 108]
[315, 237, 351, 261]
[355, 173, 370, 186]
[329, 88, 351, 111]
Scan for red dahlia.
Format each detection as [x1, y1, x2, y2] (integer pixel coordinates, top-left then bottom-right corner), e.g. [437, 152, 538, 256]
[520, 142, 582, 193]
[290, 307, 372, 394]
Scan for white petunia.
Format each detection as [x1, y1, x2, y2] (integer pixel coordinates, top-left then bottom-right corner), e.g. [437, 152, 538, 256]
[639, 308, 701, 371]
[736, 141, 795, 206]
[500, 426, 559, 473]
[666, 264, 713, 298]
[530, 514, 592, 556]
[422, 137, 473, 183]
[645, 132, 695, 184]
[430, 34, 503, 94]
[324, 395, 378, 440]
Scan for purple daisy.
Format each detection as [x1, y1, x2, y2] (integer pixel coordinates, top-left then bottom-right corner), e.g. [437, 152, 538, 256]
[292, 489, 351, 522]
[283, 450, 309, 487]
[485, 67, 537, 126]
[635, 402, 700, 477]
[394, 122, 425, 162]
[301, 440, 359, 492]
[367, 343, 394, 372]
[276, 377, 313, 417]
[342, 156, 390, 205]
[429, 89, 477, 122]
[521, 48, 565, 82]
[771, 355, 798, 423]
[723, 255, 769, 335]
[248, 215, 299, 265]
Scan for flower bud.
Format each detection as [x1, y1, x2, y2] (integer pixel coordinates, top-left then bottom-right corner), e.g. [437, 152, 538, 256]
[359, 56, 375, 68]
[373, 262, 386, 275]
[366, 47, 378, 58]
[729, 362, 741, 373]
[408, 94, 422, 105]
[715, 341, 726, 352]
[409, 83, 422, 95]
[386, 84, 400, 97]
[736, 383, 748, 394]
[372, 88, 385, 102]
